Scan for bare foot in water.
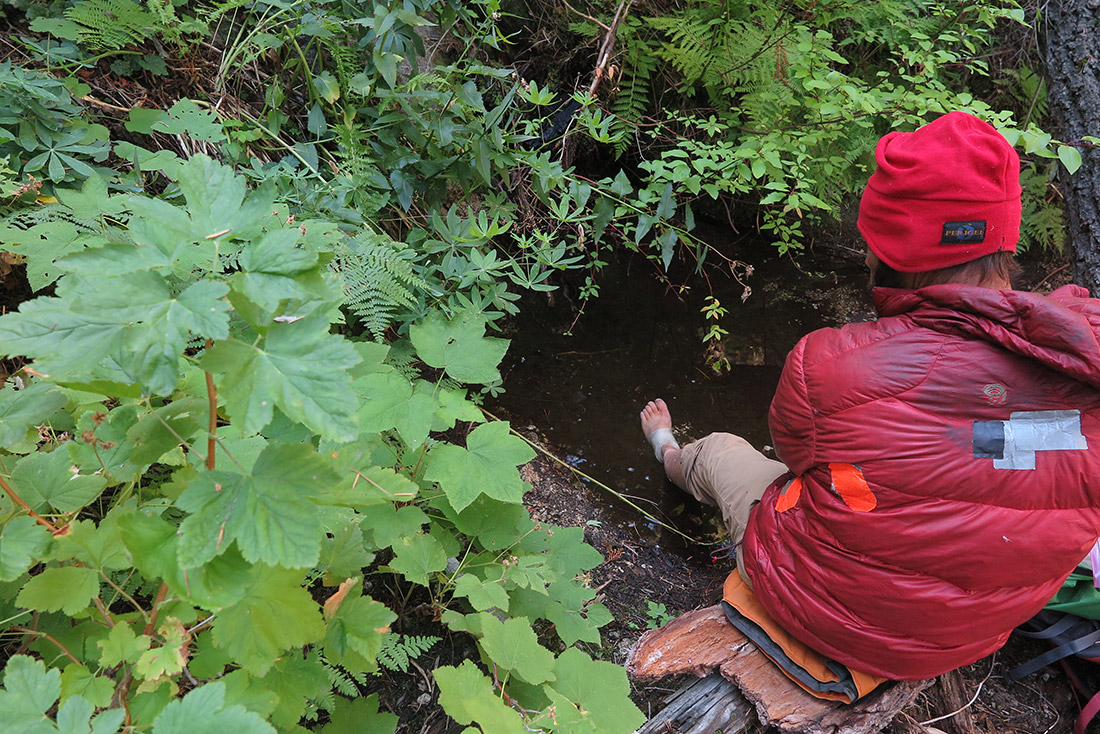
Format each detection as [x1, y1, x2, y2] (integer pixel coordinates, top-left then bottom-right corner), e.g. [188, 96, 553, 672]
[640, 398, 687, 488]
[640, 398, 677, 461]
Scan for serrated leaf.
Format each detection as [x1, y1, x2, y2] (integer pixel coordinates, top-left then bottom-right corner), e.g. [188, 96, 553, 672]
[210, 565, 324, 676]
[318, 462, 418, 508]
[360, 505, 428, 550]
[409, 310, 508, 384]
[479, 615, 555, 685]
[176, 443, 338, 569]
[355, 372, 436, 449]
[97, 621, 152, 667]
[320, 694, 397, 734]
[322, 594, 395, 669]
[453, 574, 510, 612]
[60, 664, 114, 708]
[544, 648, 645, 734]
[11, 449, 108, 513]
[0, 654, 60, 714]
[55, 515, 130, 571]
[0, 382, 68, 447]
[0, 272, 163, 380]
[57, 696, 125, 734]
[151, 681, 276, 734]
[118, 509, 252, 610]
[17, 565, 99, 615]
[425, 422, 535, 511]
[201, 318, 360, 441]
[126, 397, 204, 465]
[135, 618, 190, 682]
[0, 516, 52, 581]
[388, 532, 446, 586]
[435, 660, 526, 734]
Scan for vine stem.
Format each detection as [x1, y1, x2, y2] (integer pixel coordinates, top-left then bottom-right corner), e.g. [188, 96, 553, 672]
[0, 474, 63, 535]
[12, 627, 81, 665]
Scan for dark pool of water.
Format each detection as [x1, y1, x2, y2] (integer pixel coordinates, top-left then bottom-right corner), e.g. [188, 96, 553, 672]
[489, 241, 872, 544]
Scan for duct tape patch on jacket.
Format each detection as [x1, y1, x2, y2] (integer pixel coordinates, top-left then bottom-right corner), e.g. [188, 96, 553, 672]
[973, 409, 1087, 470]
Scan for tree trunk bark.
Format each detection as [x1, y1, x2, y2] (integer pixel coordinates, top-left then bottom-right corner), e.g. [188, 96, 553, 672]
[1044, 0, 1100, 293]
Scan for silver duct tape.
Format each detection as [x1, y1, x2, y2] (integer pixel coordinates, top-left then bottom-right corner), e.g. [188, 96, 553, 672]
[993, 410, 1088, 471]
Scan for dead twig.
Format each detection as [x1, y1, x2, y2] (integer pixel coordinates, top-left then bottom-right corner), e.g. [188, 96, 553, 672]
[587, 0, 634, 99]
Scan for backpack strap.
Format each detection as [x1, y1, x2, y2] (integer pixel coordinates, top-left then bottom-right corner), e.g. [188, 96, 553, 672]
[1016, 612, 1082, 641]
[1004, 626, 1100, 681]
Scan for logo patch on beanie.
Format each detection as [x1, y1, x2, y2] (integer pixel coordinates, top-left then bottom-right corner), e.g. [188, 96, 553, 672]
[941, 220, 987, 244]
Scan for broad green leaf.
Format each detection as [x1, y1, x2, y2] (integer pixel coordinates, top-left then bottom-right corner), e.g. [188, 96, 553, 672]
[53, 173, 126, 220]
[11, 449, 108, 513]
[0, 382, 67, 447]
[56, 696, 125, 734]
[176, 442, 338, 569]
[17, 565, 99, 615]
[126, 398, 205, 466]
[447, 495, 534, 551]
[54, 516, 130, 571]
[543, 649, 645, 734]
[409, 309, 508, 384]
[127, 278, 230, 395]
[253, 651, 328, 729]
[1059, 144, 1083, 174]
[320, 694, 397, 734]
[0, 272, 163, 374]
[360, 505, 428, 550]
[425, 421, 535, 511]
[97, 621, 152, 667]
[57, 242, 172, 275]
[210, 565, 324, 676]
[317, 463, 417, 508]
[453, 574, 509, 612]
[201, 318, 360, 441]
[151, 681, 276, 734]
[355, 372, 436, 449]
[0, 516, 52, 581]
[388, 532, 447, 586]
[0, 654, 60, 715]
[322, 594, 395, 670]
[118, 510, 252, 610]
[59, 664, 113, 708]
[0, 221, 92, 291]
[435, 660, 526, 734]
[318, 518, 374, 582]
[479, 615, 555, 685]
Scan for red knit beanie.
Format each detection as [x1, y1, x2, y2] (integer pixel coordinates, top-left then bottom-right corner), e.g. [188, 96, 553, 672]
[857, 111, 1021, 273]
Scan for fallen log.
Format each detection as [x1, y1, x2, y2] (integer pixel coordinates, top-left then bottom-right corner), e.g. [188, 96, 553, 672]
[627, 606, 931, 734]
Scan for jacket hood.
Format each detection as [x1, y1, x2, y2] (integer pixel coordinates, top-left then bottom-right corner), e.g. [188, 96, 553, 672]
[873, 284, 1100, 389]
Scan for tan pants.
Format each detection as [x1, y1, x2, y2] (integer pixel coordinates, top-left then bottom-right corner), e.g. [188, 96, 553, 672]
[679, 432, 789, 543]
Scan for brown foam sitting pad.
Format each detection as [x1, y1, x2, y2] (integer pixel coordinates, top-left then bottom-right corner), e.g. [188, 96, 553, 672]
[626, 606, 930, 734]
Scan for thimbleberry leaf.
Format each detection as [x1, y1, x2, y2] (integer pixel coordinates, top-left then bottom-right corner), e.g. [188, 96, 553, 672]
[425, 421, 534, 512]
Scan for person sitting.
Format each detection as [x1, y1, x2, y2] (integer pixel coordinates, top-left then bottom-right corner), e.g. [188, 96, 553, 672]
[640, 110, 1100, 689]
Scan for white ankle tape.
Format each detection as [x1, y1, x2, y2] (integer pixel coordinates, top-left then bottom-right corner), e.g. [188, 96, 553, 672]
[647, 427, 679, 462]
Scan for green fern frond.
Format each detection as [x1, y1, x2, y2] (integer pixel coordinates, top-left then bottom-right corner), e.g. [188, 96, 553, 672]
[332, 232, 427, 340]
[376, 633, 440, 673]
[610, 40, 658, 157]
[65, 0, 154, 50]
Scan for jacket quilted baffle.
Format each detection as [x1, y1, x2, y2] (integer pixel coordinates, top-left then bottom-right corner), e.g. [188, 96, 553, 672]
[743, 283, 1100, 680]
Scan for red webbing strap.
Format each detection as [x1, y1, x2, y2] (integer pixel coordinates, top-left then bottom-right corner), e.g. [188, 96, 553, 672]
[1075, 689, 1100, 734]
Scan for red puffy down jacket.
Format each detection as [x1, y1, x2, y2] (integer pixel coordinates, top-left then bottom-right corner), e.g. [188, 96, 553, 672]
[742, 283, 1100, 680]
